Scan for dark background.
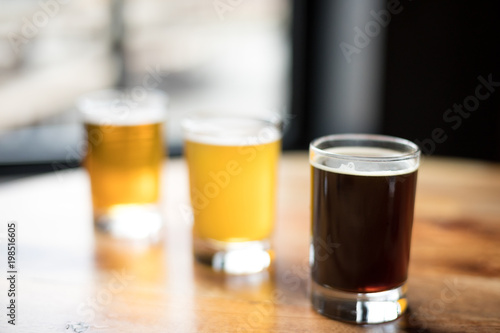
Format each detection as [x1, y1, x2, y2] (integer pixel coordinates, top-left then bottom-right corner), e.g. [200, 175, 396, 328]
[290, 0, 500, 161]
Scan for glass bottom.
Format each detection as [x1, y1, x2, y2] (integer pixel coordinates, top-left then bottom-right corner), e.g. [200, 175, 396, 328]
[194, 237, 272, 275]
[94, 203, 163, 243]
[311, 281, 408, 324]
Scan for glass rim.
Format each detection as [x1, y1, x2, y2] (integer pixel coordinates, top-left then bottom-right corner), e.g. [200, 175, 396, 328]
[76, 88, 169, 109]
[182, 111, 282, 127]
[309, 134, 420, 162]
[181, 112, 283, 146]
[181, 111, 283, 134]
[76, 88, 168, 125]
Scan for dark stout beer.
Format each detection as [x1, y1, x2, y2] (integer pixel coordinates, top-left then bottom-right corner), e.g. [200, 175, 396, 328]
[311, 147, 418, 293]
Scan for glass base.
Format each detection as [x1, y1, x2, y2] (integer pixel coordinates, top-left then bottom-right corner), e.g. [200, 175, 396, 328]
[311, 281, 408, 324]
[194, 237, 272, 275]
[94, 203, 163, 242]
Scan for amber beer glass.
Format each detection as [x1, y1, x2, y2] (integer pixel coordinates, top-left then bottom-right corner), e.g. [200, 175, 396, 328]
[78, 89, 167, 241]
[309, 134, 420, 324]
[183, 113, 282, 274]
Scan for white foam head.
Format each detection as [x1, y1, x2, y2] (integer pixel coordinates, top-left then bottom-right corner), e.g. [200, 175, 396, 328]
[78, 89, 167, 126]
[310, 146, 419, 176]
[182, 115, 282, 146]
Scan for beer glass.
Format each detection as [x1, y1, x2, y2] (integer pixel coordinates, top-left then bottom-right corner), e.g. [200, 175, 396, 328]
[78, 89, 168, 241]
[182, 113, 282, 274]
[309, 134, 420, 324]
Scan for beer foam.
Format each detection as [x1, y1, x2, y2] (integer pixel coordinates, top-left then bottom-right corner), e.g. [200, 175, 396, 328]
[311, 146, 419, 176]
[183, 117, 281, 146]
[81, 107, 166, 126]
[78, 90, 167, 126]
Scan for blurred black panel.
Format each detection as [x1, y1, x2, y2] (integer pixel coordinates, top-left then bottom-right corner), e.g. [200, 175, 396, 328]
[288, 0, 312, 149]
[382, 0, 500, 161]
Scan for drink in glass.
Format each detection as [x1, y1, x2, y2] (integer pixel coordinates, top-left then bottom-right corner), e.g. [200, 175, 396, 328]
[78, 89, 167, 241]
[309, 134, 420, 323]
[183, 114, 281, 274]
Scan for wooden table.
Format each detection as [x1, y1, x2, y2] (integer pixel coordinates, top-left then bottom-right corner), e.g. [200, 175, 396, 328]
[0, 153, 499, 332]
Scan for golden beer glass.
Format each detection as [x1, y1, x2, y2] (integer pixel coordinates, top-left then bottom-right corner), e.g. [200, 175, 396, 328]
[182, 113, 282, 274]
[78, 89, 168, 241]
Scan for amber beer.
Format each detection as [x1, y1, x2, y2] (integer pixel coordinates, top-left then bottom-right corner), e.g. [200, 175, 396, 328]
[79, 89, 167, 239]
[84, 122, 164, 213]
[183, 115, 281, 273]
[309, 135, 420, 324]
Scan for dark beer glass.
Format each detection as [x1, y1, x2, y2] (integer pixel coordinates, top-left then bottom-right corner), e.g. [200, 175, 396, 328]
[309, 134, 420, 324]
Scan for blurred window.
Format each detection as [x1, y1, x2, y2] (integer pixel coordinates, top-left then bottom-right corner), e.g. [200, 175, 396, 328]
[0, 0, 291, 175]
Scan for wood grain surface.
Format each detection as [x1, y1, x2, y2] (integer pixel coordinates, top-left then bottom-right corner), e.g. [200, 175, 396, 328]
[0, 152, 499, 332]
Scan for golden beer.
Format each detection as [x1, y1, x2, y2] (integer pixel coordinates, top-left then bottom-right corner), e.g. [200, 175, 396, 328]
[84, 122, 164, 213]
[183, 114, 281, 273]
[78, 89, 167, 240]
[185, 138, 280, 242]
